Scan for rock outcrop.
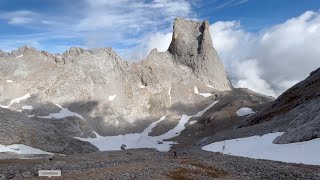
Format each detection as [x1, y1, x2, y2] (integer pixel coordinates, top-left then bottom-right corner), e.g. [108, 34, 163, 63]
[168, 18, 232, 91]
[0, 107, 98, 154]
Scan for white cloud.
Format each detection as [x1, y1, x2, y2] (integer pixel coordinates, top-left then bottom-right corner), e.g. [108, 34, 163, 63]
[122, 32, 172, 61]
[210, 11, 320, 97]
[0, 10, 37, 25]
[39, 0, 193, 60]
[147, 32, 172, 52]
[77, 0, 192, 48]
[214, 0, 249, 9]
[234, 59, 276, 97]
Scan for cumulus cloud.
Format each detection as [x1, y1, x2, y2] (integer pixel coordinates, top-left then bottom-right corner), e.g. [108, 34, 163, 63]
[233, 59, 277, 97]
[146, 32, 172, 52]
[210, 11, 320, 97]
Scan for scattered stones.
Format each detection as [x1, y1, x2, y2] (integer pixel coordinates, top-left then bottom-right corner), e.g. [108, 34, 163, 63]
[0, 149, 318, 179]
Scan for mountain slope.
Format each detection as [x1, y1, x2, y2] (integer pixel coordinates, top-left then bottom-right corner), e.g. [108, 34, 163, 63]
[243, 68, 320, 144]
[198, 67, 320, 147]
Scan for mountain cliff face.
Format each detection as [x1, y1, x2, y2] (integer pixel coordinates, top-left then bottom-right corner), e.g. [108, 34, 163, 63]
[168, 18, 232, 91]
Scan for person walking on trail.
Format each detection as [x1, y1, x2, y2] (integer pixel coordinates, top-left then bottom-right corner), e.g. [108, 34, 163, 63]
[173, 151, 177, 158]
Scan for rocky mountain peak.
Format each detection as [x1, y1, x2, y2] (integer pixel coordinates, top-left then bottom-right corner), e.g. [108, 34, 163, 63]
[168, 18, 232, 91]
[17, 46, 37, 53]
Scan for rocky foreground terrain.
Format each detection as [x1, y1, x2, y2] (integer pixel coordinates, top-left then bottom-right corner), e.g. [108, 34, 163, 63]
[0, 148, 319, 180]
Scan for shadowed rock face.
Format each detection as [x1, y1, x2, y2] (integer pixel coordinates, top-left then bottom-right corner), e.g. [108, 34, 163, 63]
[169, 18, 232, 91]
[239, 68, 320, 144]
[0, 107, 99, 154]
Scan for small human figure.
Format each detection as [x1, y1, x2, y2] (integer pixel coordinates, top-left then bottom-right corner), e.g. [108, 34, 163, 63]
[222, 141, 226, 151]
[121, 144, 127, 150]
[173, 151, 177, 158]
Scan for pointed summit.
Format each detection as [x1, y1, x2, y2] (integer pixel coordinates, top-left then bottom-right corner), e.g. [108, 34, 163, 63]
[168, 18, 232, 91]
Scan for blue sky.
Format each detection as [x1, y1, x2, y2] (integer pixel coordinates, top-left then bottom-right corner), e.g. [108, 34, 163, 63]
[0, 0, 319, 54]
[1, 0, 320, 96]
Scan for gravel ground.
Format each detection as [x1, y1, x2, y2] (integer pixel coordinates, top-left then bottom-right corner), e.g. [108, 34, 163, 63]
[0, 148, 319, 180]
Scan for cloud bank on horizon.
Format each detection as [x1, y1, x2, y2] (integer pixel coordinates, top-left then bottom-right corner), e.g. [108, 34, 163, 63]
[0, 0, 320, 97]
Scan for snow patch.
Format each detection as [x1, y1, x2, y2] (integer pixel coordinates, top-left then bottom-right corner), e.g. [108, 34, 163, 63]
[202, 132, 320, 165]
[236, 107, 255, 116]
[194, 86, 212, 98]
[109, 94, 116, 101]
[38, 104, 83, 119]
[189, 120, 197, 125]
[194, 86, 200, 94]
[140, 85, 146, 88]
[0, 144, 52, 155]
[194, 101, 218, 117]
[76, 101, 219, 152]
[168, 87, 172, 105]
[16, 54, 23, 58]
[6, 80, 14, 83]
[22, 105, 33, 110]
[0, 94, 31, 108]
[206, 85, 214, 89]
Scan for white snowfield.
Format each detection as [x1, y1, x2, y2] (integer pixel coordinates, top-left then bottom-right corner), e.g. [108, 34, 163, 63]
[108, 94, 117, 101]
[0, 94, 31, 109]
[0, 144, 52, 155]
[38, 104, 83, 119]
[22, 105, 34, 110]
[6, 80, 14, 83]
[189, 120, 197, 125]
[236, 107, 255, 116]
[76, 101, 219, 152]
[194, 86, 212, 97]
[202, 132, 320, 165]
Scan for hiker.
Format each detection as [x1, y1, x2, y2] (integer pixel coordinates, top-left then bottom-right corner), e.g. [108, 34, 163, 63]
[121, 144, 127, 150]
[173, 151, 177, 158]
